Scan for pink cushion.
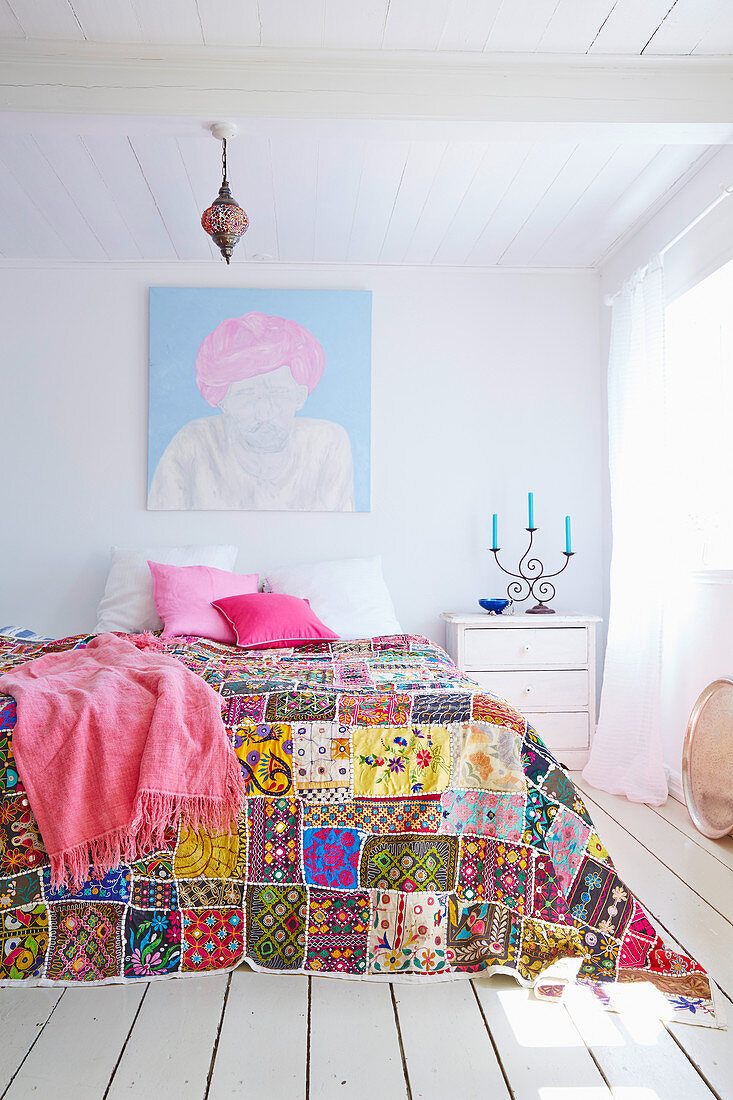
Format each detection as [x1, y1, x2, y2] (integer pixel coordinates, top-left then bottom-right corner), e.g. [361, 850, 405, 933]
[212, 592, 339, 650]
[148, 562, 259, 644]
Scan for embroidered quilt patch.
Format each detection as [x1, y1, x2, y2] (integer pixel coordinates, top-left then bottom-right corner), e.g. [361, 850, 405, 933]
[43, 866, 131, 904]
[0, 901, 48, 979]
[246, 884, 307, 970]
[353, 726, 451, 797]
[47, 902, 122, 981]
[0, 794, 47, 875]
[131, 876, 178, 910]
[181, 907, 244, 972]
[124, 908, 181, 977]
[369, 891, 448, 973]
[306, 888, 370, 974]
[174, 820, 247, 880]
[338, 694, 410, 727]
[360, 834, 459, 892]
[445, 897, 520, 973]
[233, 723, 293, 796]
[293, 723, 351, 801]
[0, 870, 42, 909]
[451, 721, 524, 791]
[438, 789, 526, 841]
[303, 827, 362, 889]
[302, 798, 441, 834]
[0, 697, 21, 795]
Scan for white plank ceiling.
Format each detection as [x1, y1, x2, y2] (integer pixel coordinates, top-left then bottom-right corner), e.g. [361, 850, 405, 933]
[0, 123, 716, 265]
[1, 0, 733, 54]
[0, 2, 730, 266]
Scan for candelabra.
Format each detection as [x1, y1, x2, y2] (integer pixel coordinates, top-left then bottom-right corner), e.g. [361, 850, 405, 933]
[490, 527, 574, 614]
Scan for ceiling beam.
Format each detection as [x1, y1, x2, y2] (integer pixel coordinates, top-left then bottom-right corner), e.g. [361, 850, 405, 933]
[2, 43, 733, 125]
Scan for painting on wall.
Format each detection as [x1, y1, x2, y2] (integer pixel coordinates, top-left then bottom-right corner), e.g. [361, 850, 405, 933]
[147, 287, 371, 512]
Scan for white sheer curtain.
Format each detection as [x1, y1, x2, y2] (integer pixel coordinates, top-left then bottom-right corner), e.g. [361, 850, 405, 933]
[583, 257, 669, 805]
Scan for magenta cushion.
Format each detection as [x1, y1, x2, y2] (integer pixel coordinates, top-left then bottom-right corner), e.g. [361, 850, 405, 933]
[148, 562, 259, 644]
[212, 592, 339, 650]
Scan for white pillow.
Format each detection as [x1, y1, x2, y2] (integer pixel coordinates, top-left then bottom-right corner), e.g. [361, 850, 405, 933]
[95, 545, 238, 634]
[264, 556, 401, 639]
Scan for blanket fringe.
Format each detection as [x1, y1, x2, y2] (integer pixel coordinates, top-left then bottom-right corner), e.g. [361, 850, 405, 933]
[49, 746, 245, 891]
[125, 631, 168, 653]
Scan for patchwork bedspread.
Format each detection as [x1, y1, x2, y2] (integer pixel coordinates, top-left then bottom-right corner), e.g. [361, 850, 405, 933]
[0, 632, 720, 1027]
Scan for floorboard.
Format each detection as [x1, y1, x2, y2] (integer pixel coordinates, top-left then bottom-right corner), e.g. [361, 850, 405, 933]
[309, 977, 408, 1100]
[207, 969, 308, 1098]
[0, 987, 63, 1095]
[471, 974, 613, 1098]
[394, 979, 510, 1099]
[105, 973, 229, 1099]
[575, 777, 733, 920]
[563, 988, 717, 1100]
[650, 797, 733, 873]
[4, 984, 145, 1100]
[665, 1006, 733, 1100]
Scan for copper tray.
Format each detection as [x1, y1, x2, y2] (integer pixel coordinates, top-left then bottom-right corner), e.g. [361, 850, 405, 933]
[682, 679, 733, 838]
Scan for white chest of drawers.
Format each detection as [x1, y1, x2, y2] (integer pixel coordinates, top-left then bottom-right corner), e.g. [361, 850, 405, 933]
[441, 612, 601, 768]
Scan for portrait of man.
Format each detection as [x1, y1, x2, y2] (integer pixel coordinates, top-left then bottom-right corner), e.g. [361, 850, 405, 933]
[147, 289, 371, 512]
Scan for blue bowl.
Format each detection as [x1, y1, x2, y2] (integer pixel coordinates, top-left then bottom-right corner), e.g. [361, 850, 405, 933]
[479, 598, 510, 614]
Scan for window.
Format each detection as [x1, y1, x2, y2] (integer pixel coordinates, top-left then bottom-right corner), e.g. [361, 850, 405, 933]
[665, 258, 733, 570]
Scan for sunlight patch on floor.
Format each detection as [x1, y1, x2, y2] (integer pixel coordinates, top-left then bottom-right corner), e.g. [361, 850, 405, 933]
[496, 987, 585, 1048]
[564, 985, 668, 1046]
[604, 985, 671, 1045]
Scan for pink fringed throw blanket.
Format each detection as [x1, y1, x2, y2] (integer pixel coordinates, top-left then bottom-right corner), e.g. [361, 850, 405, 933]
[0, 632, 244, 889]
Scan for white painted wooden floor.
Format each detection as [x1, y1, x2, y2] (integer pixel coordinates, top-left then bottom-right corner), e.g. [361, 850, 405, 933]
[1, 778, 731, 1100]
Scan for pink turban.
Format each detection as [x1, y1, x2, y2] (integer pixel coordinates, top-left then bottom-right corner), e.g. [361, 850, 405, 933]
[195, 311, 325, 406]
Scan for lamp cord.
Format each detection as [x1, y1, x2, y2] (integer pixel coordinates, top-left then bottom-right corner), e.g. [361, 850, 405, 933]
[221, 138, 228, 186]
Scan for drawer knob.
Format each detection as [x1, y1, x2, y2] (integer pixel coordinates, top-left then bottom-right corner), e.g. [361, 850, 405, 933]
[523, 644, 531, 653]
[525, 686, 532, 693]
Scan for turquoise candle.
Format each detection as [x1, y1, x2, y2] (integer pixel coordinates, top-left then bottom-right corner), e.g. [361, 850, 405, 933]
[528, 492, 534, 529]
[492, 514, 498, 550]
[565, 515, 572, 554]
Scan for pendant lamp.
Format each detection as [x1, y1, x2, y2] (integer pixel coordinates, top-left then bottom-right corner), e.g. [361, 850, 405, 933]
[201, 122, 249, 263]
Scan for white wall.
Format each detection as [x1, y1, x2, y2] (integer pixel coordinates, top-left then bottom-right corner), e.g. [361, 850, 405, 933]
[0, 262, 604, 656]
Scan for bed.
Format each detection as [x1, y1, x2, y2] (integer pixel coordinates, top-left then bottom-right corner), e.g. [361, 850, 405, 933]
[0, 630, 721, 1028]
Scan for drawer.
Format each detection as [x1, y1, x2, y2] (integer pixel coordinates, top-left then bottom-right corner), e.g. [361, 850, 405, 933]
[524, 711, 590, 751]
[471, 669, 589, 710]
[464, 627, 588, 670]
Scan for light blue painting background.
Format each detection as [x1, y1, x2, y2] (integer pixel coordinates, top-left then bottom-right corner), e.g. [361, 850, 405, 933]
[148, 287, 371, 511]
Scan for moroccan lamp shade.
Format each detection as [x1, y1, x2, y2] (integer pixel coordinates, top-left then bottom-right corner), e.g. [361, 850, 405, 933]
[202, 125, 248, 264]
[201, 181, 248, 264]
